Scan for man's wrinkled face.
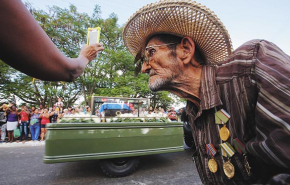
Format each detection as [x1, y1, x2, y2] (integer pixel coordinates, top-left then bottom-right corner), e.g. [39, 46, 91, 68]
[141, 38, 182, 92]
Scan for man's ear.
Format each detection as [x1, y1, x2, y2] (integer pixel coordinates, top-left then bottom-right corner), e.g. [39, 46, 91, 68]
[177, 37, 195, 65]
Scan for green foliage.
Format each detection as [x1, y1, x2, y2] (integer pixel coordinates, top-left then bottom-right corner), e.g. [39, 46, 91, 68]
[59, 118, 94, 123]
[113, 117, 169, 123]
[0, 59, 80, 106]
[59, 117, 169, 123]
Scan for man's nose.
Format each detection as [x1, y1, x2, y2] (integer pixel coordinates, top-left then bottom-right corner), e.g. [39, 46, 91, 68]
[141, 62, 151, 73]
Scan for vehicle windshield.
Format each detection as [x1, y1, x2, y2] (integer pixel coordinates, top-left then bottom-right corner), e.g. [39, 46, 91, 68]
[92, 96, 149, 118]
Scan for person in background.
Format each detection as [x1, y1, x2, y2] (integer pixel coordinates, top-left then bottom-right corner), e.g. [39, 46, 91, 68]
[131, 108, 137, 116]
[55, 106, 60, 113]
[38, 104, 44, 114]
[177, 108, 184, 122]
[157, 107, 162, 114]
[139, 107, 148, 117]
[74, 107, 79, 114]
[95, 108, 100, 117]
[29, 108, 41, 141]
[68, 106, 73, 115]
[60, 109, 69, 118]
[0, 103, 8, 143]
[50, 107, 59, 123]
[30, 106, 35, 116]
[167, 107, 177, 121]
[50, 106, 59, 123]
[5, 105, 19, 142]
[40, 108, 50, 141]
[55, 98, 63, 113]
[85, 107, 92, 115]
[18, 105, 30, 143]
[100, 111, 105, 118]
[0, 0, 104, 82]
[79, 107, 84, 114]
[158, 108, 167, 117]
[83, 106, 88, 114]
[148, 107, 158, 116]
[147, 109, 153, 115]
[48, 107, 53, 114]
[71, 108, 78, 115]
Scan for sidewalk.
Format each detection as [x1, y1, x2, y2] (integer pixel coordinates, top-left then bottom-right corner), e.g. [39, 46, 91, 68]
[0, 140, 45, 148]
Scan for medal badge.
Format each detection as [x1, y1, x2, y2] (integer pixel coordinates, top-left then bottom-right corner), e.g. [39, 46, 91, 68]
[220, 142, 236, 179]
[208, 158, 218, 173]
[244, 155, 251, 176]
[215, 109, 231, 141]
[223, 160, 235, 179]
[220, 125, 230, 141]
[206, 144, 218, 173]
[233, 138, 252, 176]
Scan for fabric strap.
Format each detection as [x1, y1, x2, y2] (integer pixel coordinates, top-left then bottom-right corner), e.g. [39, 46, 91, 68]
[219, 142, 236, 158]
[206, 143, 217, 157]
[215, 109, 231, 124]
[233, 138, 247, 154]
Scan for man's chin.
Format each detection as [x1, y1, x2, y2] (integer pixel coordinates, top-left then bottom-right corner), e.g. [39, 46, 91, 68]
[149, 86, 159, 92]
[148, 78, 168, 92]
[148, 81, 157, 91]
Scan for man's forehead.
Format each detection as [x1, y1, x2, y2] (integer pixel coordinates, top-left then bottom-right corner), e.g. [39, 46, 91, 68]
[146, 37, 163, 47]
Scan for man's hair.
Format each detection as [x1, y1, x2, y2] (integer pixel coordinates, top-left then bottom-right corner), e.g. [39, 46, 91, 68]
[147, 34, 206, 65]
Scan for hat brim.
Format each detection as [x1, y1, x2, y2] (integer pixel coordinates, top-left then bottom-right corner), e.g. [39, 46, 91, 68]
[123, 0, 233, 66]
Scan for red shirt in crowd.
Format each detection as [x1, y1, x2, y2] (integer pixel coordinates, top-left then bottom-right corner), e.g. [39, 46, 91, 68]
[20, 111, 29, 121]
[40, 116, 50, 125]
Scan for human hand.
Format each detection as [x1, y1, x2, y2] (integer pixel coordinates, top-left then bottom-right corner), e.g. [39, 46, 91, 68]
[79, 43, 104, 62]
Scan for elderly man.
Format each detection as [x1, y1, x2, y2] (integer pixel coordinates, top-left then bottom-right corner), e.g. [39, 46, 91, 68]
[61, 109, 69, 117]
[123, 0, 290, 184]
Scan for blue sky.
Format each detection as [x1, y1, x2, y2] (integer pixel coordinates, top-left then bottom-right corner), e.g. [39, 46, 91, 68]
[25, 0, 290, 55]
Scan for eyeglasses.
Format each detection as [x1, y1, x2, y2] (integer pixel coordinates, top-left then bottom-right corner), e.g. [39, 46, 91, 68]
[141, 43, 178, 64]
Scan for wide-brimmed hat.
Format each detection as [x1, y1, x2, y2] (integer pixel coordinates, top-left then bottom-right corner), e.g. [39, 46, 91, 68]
[123, 0, 233, 66]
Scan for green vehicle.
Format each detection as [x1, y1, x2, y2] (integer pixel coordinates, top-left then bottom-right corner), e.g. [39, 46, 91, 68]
[44, 96, 184, 177]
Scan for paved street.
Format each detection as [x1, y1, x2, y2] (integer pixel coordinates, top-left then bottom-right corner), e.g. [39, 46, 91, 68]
[0, 143, 202, 185]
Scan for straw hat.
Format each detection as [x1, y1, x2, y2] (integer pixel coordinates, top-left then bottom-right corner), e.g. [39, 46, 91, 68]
[123, 0, 233, 66]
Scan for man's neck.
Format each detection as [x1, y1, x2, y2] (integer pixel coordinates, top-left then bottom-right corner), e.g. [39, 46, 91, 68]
[169, 63, 202, 107]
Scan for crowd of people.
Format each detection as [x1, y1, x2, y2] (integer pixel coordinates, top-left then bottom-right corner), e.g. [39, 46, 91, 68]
[0, 99, 182, 143]
[0, 99, 93, 143]
[138, 106, 181, 121]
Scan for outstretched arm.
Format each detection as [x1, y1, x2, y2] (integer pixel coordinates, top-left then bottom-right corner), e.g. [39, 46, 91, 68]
[0, 0, 104, 81]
